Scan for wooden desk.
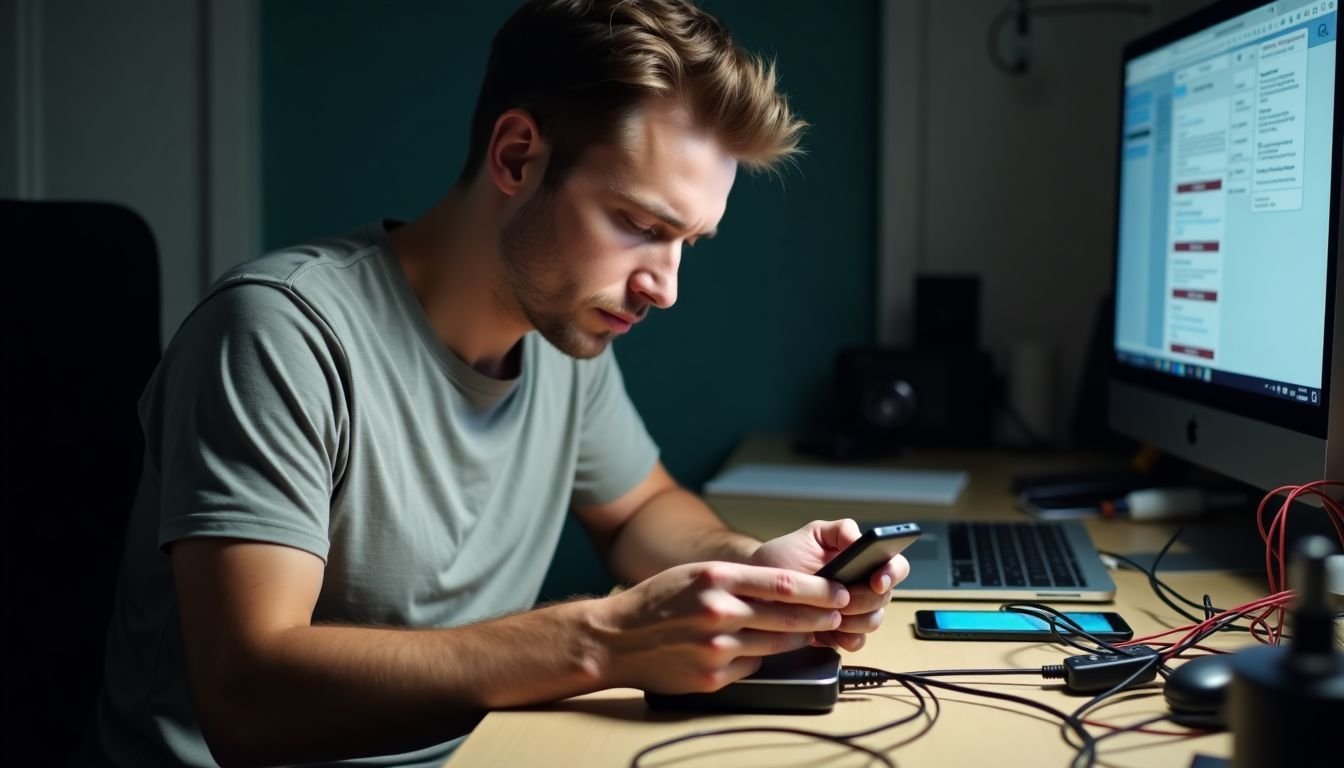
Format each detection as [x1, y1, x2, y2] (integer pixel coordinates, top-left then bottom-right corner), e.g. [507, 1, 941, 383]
[447, 436, 1271, 767]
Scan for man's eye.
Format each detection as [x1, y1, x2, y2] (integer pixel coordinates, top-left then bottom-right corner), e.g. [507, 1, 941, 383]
[622, 214, 659, 241]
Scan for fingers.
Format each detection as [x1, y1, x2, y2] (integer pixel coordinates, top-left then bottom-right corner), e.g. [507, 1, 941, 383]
[711, 630, 815, 658]
[739, 599, 845, 633]
[842, 583, 892, 615]
[836, 607, 884, 634]
[812, 518, 863, 555]
[713, 655, 765, 689]
[839, 554, 909, 615]
[702, 562, 849, 609]
[814, 630, 867, 652]
[868, 554, 911, 594]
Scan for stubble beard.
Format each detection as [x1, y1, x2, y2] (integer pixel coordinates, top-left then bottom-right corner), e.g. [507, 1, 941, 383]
[498, 189, 612, 360]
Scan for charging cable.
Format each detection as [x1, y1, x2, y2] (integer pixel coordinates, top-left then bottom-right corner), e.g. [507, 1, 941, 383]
[841, 645, 1162, 694]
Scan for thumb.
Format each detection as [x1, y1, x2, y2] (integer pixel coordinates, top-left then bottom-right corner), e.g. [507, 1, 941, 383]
[814, 518, 863, 555]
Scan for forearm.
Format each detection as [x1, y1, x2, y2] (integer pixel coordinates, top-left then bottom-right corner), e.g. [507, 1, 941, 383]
[193, 599, 608, 767]
[606, 487, 759, 582]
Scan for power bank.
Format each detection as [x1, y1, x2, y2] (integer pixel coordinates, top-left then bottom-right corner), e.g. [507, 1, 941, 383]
[643, 646, 841, 713]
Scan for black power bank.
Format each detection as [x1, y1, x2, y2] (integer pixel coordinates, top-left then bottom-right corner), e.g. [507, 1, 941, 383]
[644, 646, 841, 713]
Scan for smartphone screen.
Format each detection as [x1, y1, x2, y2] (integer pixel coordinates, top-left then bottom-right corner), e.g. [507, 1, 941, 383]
[914, 610, 1133, 641]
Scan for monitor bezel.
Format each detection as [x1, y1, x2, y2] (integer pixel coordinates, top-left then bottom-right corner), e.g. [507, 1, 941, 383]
[1110, 0, 1343, 441]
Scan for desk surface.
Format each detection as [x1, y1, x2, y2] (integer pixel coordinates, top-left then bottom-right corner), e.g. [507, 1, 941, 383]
[447, 436, 1271, 768]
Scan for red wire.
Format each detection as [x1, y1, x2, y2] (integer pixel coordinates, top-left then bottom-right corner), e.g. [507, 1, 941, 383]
[1116, 592, 1295, 660]
[1080, 483, 1344, 748]
[1135, 642, 1225, 655]
[1082, 718, 1205, 737]
[1136, 480, 1344, 656]
[1161, 593, 1295, 659]
[1251, 480, 1344, 644]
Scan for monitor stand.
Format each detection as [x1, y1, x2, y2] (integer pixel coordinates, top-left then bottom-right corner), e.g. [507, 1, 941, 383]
[1124, 502, 1342, 574]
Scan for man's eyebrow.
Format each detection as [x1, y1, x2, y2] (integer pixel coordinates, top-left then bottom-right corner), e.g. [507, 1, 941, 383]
[610, 186, 718, 239]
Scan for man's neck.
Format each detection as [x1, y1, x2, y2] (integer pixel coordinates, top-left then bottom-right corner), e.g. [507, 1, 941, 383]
[390, 184, 530, 379]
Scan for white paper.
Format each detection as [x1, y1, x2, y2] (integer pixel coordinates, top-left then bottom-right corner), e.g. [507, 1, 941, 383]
[704, 463, 968, 506]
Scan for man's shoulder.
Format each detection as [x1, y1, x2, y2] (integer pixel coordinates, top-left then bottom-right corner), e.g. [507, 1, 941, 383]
[163, 226, 393, 367]
[213, 226, 385, 295]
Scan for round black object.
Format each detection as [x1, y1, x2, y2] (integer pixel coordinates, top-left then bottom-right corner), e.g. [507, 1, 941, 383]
[1164, 654, 1234, 729]
[1228, 645, 1344, 768]
[861, 378, 917, 430]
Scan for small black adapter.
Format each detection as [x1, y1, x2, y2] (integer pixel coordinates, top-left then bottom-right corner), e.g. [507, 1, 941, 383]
[1043, 645, 1162, 692]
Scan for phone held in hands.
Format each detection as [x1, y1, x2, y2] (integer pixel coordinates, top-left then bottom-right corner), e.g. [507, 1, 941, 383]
[814, 522, 922, 584]
[643, 522, 922, 713]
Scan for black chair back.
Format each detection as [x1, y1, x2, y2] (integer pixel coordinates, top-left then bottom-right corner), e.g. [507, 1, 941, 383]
[1, 200, 161, 766]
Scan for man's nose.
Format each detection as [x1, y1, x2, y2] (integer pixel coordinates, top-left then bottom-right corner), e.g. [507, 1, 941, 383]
[631, 242, 680, 309]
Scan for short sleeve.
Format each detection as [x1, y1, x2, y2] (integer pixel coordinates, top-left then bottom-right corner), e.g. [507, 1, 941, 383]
[144, 283, 349, 560]
[569, 347, 659, 508]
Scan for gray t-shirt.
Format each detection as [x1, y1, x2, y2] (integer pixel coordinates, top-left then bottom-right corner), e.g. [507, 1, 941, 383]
[93, 221, 659, 767]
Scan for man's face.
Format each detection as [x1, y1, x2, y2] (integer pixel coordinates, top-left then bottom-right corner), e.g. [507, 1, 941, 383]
[499, 102, 737, 359]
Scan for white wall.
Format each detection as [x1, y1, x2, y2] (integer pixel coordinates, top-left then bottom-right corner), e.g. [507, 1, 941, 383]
[881, 0, 1209, 439]
[2, 0, 256, 345]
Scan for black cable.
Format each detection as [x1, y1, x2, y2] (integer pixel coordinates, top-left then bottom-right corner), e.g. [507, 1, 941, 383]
[1070, 652, 1164, 722]
[628, 671, 935, 768]
[1098, 549, 1208, 617]
[998, 604, 1108, 653]
[631, 657, 1175, 768]
[871, 671, 944, 754]
[1048, 599, 1268, 758]
[904, 667, 1043, 677]
[994, 602, 1176, 680]
[832, 673, 930, 740]
[1102, 530, 1232, 620]
[998, 601, 1128, 655]
[1092, 713, 1175, 743]
[1166, 605, 1269, 658]
[1148, 526, 1207, 622]
[629, 725, 898, 768]
[1146, 528, 1256, 634]
[888, 670, 1099, 768]
[1099, 531, 1256, 633]
[1050, 651, 1165, 766]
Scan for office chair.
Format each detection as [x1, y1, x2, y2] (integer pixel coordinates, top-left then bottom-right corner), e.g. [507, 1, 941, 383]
[0, 200, 161, 766]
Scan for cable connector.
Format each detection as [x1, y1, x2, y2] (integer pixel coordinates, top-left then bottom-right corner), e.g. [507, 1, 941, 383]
[1041, 646, 1161, 692]
[839, 667, 891, 690]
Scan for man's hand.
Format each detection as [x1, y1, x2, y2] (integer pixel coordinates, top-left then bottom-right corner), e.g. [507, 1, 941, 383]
[749, 519, 911, 652]
[594, 560, 850, 693]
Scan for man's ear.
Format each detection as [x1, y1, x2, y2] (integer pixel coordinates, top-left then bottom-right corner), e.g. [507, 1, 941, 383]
[486, 109, 548, 197]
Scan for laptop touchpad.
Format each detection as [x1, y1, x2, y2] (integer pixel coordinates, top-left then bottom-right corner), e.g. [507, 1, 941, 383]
[903, 537, 940, 561]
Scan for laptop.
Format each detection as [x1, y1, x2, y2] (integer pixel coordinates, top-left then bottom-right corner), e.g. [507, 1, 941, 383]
[892, 520, 1116, 602]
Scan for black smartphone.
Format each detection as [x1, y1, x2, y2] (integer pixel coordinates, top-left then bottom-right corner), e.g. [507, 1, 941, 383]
[815, 523, 922, 584]
[913, 609, 1134, 641]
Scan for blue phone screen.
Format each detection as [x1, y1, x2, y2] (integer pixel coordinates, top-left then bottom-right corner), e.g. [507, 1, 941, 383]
[932, 611, 1114, 633]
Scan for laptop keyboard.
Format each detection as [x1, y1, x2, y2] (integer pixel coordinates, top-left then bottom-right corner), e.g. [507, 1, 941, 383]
[948, 522, 1085, 588]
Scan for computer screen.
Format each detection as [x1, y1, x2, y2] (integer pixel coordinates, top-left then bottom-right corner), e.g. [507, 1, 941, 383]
[1110, 0, 1342, 489]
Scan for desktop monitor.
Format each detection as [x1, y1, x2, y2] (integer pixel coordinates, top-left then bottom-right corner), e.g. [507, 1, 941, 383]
[1110, 0, 1343, 491]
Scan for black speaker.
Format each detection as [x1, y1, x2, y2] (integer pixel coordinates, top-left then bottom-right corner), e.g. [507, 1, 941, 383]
[834, 347, 996, 447]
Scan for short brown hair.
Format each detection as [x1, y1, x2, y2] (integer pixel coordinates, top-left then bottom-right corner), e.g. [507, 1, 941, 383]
[461, 0, 806, 186]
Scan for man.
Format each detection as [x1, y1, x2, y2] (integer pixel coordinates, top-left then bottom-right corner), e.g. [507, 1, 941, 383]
[92, 1, 911, 766]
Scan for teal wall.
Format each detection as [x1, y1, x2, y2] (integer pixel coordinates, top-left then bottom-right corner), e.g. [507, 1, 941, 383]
[261, 0, 878, 597]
